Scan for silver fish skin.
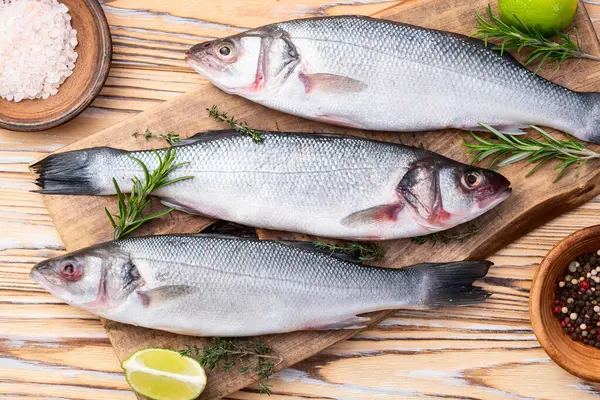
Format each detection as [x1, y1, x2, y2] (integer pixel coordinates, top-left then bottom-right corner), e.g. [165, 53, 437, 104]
[186, 15, 600, 143]
[30, 234, 492, 336]
[31, 131, 511, 240]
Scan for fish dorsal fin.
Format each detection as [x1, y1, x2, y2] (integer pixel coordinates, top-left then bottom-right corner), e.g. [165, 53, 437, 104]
[279, 240, 363, 264]
[173, 130, 243, 146]
[187, 233, 364, 263]
[190, 233, 252, 240]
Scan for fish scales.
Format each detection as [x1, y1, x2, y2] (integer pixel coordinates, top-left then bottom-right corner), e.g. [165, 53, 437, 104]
[31, 234, 492, 336]
[32, 132, 511, 240]
[186, 16, 600, 142]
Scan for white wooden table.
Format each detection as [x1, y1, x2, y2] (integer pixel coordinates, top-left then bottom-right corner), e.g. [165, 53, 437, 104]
[3, 0, 600, 398]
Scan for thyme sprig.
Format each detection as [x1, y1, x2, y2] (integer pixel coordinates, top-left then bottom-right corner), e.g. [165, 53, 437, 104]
[105, 148, 192, 240]
[132, 129, 180, 145]
[208, 105, 264, 142]
[412, 222, 481, 246]
[474, 4, 600, 73]
[314, 240, 384, 262]
[464, 123, 599, 182]
[180, 338, 282, 395]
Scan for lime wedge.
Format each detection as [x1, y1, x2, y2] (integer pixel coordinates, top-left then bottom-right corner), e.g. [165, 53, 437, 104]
[122, 348, 207, 400]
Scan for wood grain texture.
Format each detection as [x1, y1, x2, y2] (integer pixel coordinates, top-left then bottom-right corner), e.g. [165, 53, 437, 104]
[0, 0, 112, 132]
[4, 1, 600, 399]
[33, 9, 600, 400]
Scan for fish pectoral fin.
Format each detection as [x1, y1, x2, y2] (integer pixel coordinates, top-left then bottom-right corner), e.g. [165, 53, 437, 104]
[341, 203, 404, 228]
[300, 73, 367, 94]
[160, 199, 204, 216]
[308, 316, 371, 330]
[137, 285, 197, 308]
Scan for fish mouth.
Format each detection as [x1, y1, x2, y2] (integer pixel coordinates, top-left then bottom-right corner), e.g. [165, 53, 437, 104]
[29, 266, 43, 284]
[478, 186, 512, 210]
[30, 265, 54, 293]
[185, 54, 224, 79]
[185, 55, 206, 74]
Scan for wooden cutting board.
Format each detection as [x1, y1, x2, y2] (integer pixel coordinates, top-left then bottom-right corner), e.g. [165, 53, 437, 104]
[31, 1, 600, 399]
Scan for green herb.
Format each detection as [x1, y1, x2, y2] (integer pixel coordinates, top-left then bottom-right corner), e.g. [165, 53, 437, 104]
[180, 338, 282, 395]
[105, 148, 192, 240]
[132, 129, 180, 145]
[314, 240, 384, 262]
[208, 105, 264, 142]
[473, 4, 600, 73]
[464, 123, 599, 182]
[412, 222, 481, 246]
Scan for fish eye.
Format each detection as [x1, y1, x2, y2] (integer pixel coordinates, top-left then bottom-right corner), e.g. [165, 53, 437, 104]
[60, 262, 83, 281]
[462, 171, 483, 189]
[216, 43, 234, 59]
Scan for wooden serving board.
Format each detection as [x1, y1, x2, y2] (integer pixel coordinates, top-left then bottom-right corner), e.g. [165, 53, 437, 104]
[31, 1, 600, 399]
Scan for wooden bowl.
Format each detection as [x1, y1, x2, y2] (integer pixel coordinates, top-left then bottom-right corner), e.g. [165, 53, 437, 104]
[530, 224, 600, 381]
[0, 0, 112, 132]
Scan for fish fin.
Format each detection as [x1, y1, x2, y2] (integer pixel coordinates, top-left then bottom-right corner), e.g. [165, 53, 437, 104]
[30, 147, 124, 195]
[397, 158, 451, 225]
[200, 221, 258, 238]
[470, 124, 528, 135]
[405, 260, 492, 307]
[173, 130, 242, 147]
[160, 199, 205, 216]
[278, 240, 363, 264]
[341, 203, 404, 228]
[137, 285, 197, 308]
[308, 316, 371, 330]
[300, 73, 367, 94]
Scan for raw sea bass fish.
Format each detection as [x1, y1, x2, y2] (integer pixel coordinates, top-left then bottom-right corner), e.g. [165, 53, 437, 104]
[186, 15, 600, 143]
[30, 234, 492, 336]
[32, 131, 511, 240]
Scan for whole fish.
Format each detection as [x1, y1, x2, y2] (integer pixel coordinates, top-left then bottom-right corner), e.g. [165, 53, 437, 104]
[30, 234, 492, 336]
[32, 131, 511, 240]
[186, 15, 600, 143]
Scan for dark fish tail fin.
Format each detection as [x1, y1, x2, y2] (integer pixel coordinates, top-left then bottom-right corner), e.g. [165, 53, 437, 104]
[30, 147, 124, 195]
[404, 260, 492, 307]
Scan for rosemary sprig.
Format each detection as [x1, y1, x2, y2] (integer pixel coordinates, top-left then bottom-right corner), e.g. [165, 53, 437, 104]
[464, 123, 599, 182]
[314, 240, 384, 262]
[412, 222, 481, 246]
[105, 148, 192, 240]
[474, 4, 600, 73]
[132, 129, 180, 145]
[180, 338, 282, 395]
[208, 105, 264, 142]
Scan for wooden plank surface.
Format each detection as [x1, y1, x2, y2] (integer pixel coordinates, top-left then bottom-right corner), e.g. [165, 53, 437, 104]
[32, 2, 600, 399]
[4, 0, 600, 399]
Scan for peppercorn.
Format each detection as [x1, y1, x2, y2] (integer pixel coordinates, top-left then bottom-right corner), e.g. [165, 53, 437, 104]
[553, 250, 600, 350]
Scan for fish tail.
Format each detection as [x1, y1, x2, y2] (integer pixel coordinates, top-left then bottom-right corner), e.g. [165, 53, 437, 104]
[404, 260, 492, 307]
[30, 147, 125, 195]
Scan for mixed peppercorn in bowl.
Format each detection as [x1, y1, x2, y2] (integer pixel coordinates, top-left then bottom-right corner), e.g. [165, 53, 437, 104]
[531, 225, 600, 382]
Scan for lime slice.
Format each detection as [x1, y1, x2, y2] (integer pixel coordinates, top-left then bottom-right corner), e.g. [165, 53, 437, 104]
[122, 348, 207, 400]
[498, 0, 578, 37]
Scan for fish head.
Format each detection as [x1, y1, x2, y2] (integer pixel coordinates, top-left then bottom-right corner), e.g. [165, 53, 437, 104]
[437, 163, 512, 223]
[398, 157, 511, 229]
[186, 29, 300, 97]
[30, 243, 143, 313]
